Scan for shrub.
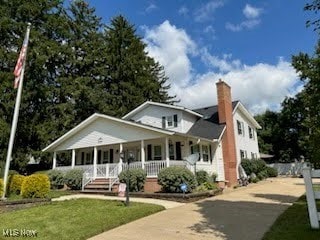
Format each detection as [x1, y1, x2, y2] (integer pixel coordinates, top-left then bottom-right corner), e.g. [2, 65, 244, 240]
[196, 170, 209, 185]
[21, 174, 50, 198]
[63, 169, 83, 190]
[211, 172, 218, 182]
[158, 166, 196, 193]
[9, 174, 26, 195]
[0, 178, 3, 197]
[48, 170, 65, 189]
[266, 166, 278, 177]
[119, 169, 147, 192]
[257, 170, 269, 180]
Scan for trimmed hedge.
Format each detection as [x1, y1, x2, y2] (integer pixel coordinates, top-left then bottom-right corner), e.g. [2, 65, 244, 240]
[48, 170, 65, 189]
[9, 174, 26, 195]
[119, 169, 147, 192]
[0, 178, 3, 197]
[196, 170, 209, 185]
[63, 169, 83, 190]
[21, 174, 50, 198]
[158, 166, 196, 193]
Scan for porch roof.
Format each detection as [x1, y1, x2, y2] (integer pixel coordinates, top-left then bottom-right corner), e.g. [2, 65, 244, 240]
[43, 113, 174, 152]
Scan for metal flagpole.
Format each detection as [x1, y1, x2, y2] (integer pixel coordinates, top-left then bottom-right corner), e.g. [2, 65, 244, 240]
[1, 23, 31, 199]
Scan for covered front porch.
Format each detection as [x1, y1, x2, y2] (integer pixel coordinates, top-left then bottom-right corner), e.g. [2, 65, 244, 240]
[52, 136, 217, 179]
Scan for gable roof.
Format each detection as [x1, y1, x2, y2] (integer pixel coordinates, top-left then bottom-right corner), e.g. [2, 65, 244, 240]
[43, 113, 174, 152]
[189, 100, 261, 140]
[122, 101, 203, 120]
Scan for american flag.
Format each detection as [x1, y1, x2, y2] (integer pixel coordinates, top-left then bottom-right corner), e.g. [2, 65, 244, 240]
[13, 30, 29, 89]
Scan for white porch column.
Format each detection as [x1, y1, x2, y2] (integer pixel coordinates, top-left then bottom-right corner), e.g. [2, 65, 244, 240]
[165, 137, 169, 167]
[52, 151, 57, 169]
[119, 143, 123, 173]
[141, 140, 145, 169]
[71, 149, 76, 168]
[200, 144, 203, 162]
[93, 146, 98, 178]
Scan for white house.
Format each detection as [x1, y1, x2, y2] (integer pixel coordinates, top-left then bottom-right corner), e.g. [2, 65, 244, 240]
[43, 80, 261, 192]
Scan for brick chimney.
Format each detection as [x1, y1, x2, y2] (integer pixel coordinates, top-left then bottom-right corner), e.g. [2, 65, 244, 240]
[216, 79, 237, 187]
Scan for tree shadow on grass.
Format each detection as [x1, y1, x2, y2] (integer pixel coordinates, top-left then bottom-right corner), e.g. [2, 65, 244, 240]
[188, 199, 290, 240]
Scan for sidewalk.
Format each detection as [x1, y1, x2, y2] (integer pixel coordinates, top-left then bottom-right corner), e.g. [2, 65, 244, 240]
[89, 178, 306, 240]
[53, 194, 185, 209]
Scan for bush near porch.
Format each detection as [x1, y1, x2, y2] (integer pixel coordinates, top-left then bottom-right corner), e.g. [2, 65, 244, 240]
[119, 169, 147, 192]
[158, 166, 196, 193]
[63, 169, 83, 190]
[48, 169, 65, 189]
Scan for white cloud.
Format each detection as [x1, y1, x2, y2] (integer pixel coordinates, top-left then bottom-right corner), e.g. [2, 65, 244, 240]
[243, 4, 261, 19]
[143, 21, 299, 114]
[178, 6, 189, 16]
[143, 20, 196, 90]
[194, 0, 224, 22]
[145, 3, 157, 13]
[226, 4, 262, 32]
[225, 19, 260, 32]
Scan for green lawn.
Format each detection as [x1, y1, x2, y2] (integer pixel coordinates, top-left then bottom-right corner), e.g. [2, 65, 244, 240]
[0, 199, 164, 240]
[262, 195, 320, 240]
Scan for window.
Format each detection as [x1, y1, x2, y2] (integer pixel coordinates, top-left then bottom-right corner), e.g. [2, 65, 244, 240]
[162, 114, 178, 129]
[237, 120, 245, 136]
[191, 144, 200, 154]
[251, 152, 255, 159]
[167, 116, 173, 127]
[86, 152, 92, 164]
[154, 145, 162, 160]
[103, 151, 109, 163]
[240, 150, 247, 160]
[202, 145, 209, 162]
[248, 126, 254, 139]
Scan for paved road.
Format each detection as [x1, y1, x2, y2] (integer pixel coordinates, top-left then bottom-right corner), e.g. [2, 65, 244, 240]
[89, 178, 306, 240]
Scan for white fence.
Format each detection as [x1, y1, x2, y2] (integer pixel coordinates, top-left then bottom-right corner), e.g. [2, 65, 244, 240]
[303, 167, 320, 229]
[268, 162, 306, 176]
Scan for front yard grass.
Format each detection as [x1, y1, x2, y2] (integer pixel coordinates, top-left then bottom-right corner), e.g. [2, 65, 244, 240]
[0, 199, 164, 240]
[263, 195, 320, 240]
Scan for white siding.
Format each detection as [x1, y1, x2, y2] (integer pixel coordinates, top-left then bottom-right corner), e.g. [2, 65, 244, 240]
[130, 105, 198, 133]
[55, 118, 167, 151]
[233, 108, 260, 172]
[182, 112, 198, 133]
[213, 142, 225, 181]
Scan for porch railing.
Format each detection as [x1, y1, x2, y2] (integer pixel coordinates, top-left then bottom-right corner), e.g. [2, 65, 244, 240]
[144, 160, 167, 177]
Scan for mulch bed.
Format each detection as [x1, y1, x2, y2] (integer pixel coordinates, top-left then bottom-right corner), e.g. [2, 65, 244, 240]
[0, 198, 51, 213]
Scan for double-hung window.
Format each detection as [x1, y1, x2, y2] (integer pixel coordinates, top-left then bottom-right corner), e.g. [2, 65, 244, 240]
[202, 145, 209, 162]
[237, 120, 245, 136]
[154, 145, 162, 160]
[248, 126, 254, 139]
[162, 114, 178, 129]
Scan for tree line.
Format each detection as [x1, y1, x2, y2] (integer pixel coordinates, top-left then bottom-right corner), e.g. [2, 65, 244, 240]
[0, 0, 175, 173]
[256, 0, 320, 167]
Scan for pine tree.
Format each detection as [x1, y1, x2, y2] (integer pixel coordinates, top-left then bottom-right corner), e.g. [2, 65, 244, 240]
[103, 15, 176, 117]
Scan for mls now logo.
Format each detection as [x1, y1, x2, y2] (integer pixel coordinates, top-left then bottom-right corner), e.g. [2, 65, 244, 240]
[3, 229, 38, 237]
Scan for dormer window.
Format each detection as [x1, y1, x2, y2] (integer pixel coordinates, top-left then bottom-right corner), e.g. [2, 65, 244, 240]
[162, 114, 178, 129]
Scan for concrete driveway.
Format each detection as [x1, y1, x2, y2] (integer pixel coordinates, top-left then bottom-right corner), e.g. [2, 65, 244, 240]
[89, 178, 306, 240]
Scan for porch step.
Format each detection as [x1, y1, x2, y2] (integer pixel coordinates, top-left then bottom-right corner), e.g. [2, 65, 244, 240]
[83, 179, 119, 193]
[81, 189, 113, 195]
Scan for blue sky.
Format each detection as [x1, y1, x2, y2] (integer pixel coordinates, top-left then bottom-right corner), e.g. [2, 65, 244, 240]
[86, 0, 318, 114]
